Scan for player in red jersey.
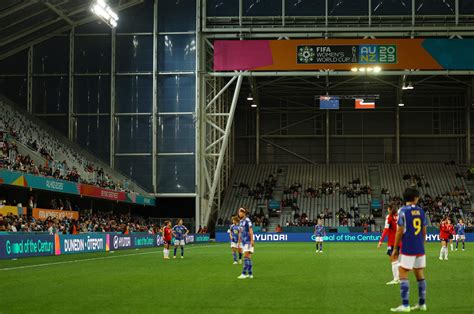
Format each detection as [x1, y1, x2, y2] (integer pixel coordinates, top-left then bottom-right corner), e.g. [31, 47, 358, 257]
[439, 218, 450, 260]
[378, 205, 400, 285]
[447, 219, 455, 251]
[162, 220, 172, 259]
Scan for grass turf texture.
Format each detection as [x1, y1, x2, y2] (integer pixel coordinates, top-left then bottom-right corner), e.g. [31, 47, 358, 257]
[0, 243, 472, 314]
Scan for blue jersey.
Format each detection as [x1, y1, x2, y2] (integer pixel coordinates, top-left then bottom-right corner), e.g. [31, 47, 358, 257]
[397, 205, 427, 255]
[229, 224, 240, 243]
[172, 225, 188, 240]
[239, 217, 253, 245]
[456, 223, 465, 235]
[314, 225, 325, 237]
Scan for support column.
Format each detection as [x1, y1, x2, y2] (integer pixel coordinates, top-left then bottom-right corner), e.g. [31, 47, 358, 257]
[256, 106, 260, 164]
[195, 0, 203, 231]
[152, 0, 158, 193]
[109, 28, 116, 168]
[467, 80, 473, 165]
[396, 85, 401, 164]
[68, 27, 75, 141]
[326, 110, 329, 164]
[27, 47, 33, 114]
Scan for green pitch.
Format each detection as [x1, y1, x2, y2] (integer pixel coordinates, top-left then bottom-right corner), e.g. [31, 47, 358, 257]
[0, 243, 473, 313]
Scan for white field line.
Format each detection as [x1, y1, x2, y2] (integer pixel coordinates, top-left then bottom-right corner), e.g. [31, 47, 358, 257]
[0, 244, 225, 271]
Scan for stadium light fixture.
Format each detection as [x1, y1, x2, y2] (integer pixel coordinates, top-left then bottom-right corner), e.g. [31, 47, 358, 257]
[350, 68, 358, 72]
[247, 93, 254, 101]
[373, 66, 381, 73]
[358, 67, 366, 72]
[398, 102, 405, 107]
[91, 0, 119, 28]
[250, 103, 257, 108]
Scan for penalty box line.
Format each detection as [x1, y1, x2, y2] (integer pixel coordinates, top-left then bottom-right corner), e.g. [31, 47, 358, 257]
[0, 244, 224, 271]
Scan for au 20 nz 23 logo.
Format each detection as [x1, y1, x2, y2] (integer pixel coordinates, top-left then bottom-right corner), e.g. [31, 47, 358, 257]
[297, 45, 397, 64]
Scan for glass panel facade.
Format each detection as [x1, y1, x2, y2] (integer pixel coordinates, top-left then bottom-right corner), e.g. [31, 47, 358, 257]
[115, 76, 153, 113]
[0, 77, 27, 108]
[416, 0, 455, 15]
[328, 0, 369, 16]
[206, 0, 239, 16]
[33, 36, 69, 74]
[158, 0, 196, 32]
[157, 155, 195, 193]
[116, 115, 152, 153]
[158, 35, 196, 72]
[117, 1, 154, 33]
[0, 50, 27, 74]
[116, 156, 153, 191]
[372, 0, 411, 15]
[460, 0, 474, 14]
[158, 75, 195, 112]
[243, 0, 282, 16]
[116, 35, 153, 73]
[74, 36, 111, 74]
[76, 116, 110, 163]
[286, 0, 325, 16]
[74, 76, 111, 113]
[158, 114, 195, 153]
[33, 76, 68, 114]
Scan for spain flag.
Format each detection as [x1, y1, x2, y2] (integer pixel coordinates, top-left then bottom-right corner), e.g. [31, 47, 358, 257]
[355, 99, 375, 109]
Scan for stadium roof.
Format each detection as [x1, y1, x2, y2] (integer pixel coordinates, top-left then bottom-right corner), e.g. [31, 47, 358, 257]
[0, 0, 143, 60]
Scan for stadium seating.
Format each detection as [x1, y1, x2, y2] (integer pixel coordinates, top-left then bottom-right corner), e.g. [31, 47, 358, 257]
[219, 164, 472, 228]
[0, 99, 148, 194]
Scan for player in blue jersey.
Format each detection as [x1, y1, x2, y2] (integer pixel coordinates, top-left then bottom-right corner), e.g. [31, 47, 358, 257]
[314, 220, 326, 253]
[455, 219, 466, 251]
[391, 188, 428, 312]
[237, 207, 254, 279]
[172, 219, 189, 259]
[228, 216, 243, 264]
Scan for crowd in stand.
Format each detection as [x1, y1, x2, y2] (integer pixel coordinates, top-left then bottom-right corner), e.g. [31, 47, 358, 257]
[0, 102, 133, 192]
[0, 207, 204, 235]
[0, 211, 154, 234]
[382, 173, 473, 227]
[233, 173, 277, 200]
[218, 210, 269, 228]
[284, 179, 371, 200]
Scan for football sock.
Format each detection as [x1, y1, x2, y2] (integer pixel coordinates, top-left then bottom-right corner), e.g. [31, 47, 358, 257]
[181, 247, 184, 257]
[439, 247, 444, 258]
[239, 252, 243, 260]
[316, 243, 319, 251]
[391, 261, 399, 280]
[444, 247, 449, 258]
[174, 247, 177, 256]
[462, 242, 465, 250]
[248, 258, 253, 275]
[232, 252, 237, 262]
[320, 243, 323, 251]
[456, 241, 459, 249]
[242, 257, 249, 275]
[400, 279, 410, 307]
[417, 279, 426, 306]
[450, 243, 453, 251]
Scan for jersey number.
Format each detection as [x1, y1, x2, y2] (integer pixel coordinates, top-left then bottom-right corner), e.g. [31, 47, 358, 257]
[413, 218, 421, 236]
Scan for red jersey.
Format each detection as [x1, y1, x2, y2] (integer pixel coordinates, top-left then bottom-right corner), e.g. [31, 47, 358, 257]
[380, 213, 398, 246]
[439, 223, 450, 239]
[448, 224, 455, 235]
[164, 227, 172, 241]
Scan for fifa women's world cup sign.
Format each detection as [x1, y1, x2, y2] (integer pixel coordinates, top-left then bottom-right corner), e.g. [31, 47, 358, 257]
[214, 39, 474, 71]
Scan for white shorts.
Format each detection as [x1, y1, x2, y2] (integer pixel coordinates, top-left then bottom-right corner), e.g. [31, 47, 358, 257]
[174, 239, 185, 246]
[456, 235, 465, 240]
[315, 236, 323, 242]
[242, 243, 254, 253]
[400, 254, 426, 270]
[230, 242, 241, 249]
